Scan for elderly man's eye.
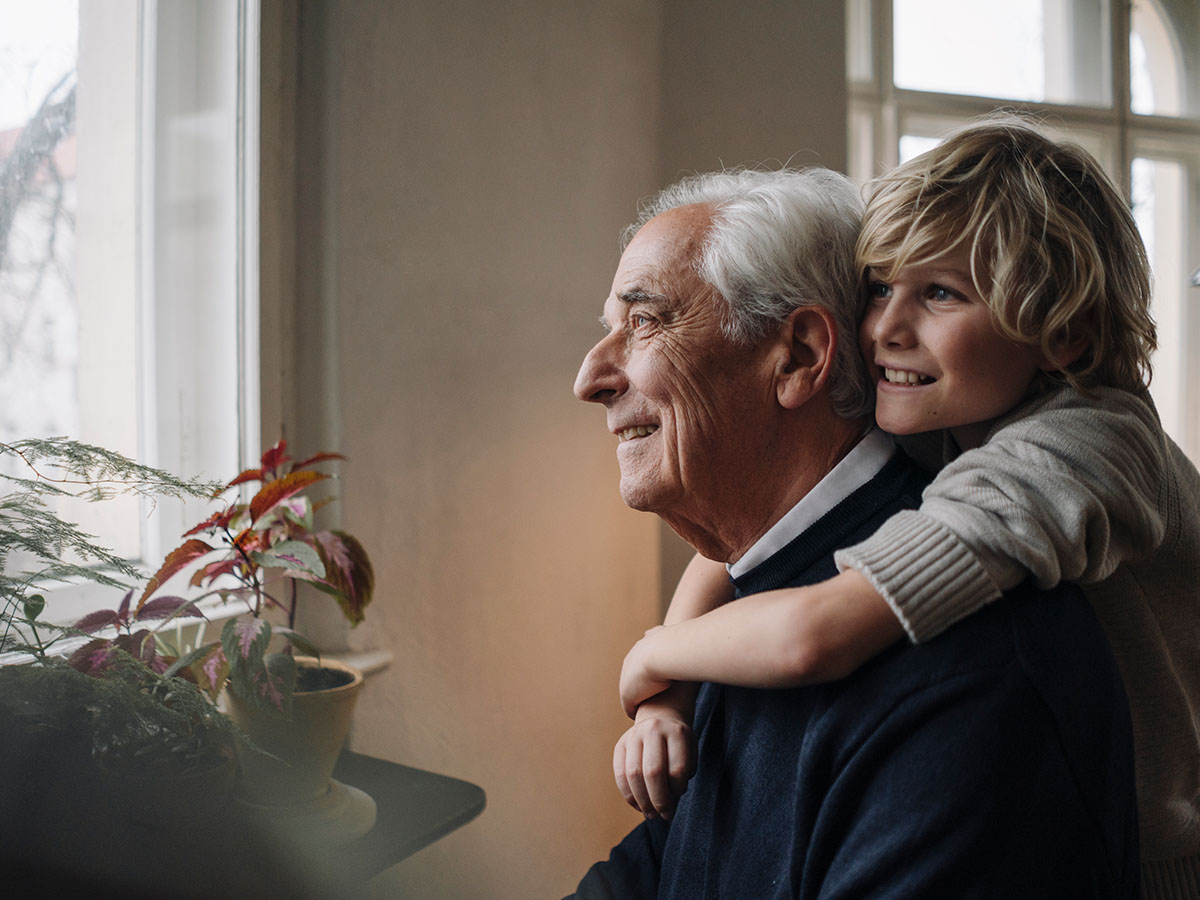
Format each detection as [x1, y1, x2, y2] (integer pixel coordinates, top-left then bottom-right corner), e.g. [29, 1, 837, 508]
[631, 313, 654, 329]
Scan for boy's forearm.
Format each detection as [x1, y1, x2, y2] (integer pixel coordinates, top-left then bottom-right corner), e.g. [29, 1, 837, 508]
[639, 570, 905, 688]
[634, 681, 700, 724]
[662, 553, 734, 626]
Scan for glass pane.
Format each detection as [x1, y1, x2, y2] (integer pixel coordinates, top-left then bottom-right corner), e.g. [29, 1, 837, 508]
[894, 0, 1111, 107]
[846, 0, 873, 84]
[0, 1, 248, 621]
[1132, 157, 1192, 456]
[0, 0, 81, 443]
[1130, 0, 1200, 118]
[0, 0, 145, 572]
[899, 133, 940, 163]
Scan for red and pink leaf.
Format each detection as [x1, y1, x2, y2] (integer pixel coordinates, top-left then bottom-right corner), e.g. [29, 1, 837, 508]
[116, 588, 132, 621]
[183, 507, 238, 537]
[139, 539, 213, 610]
[135, 595, 205, 622]
[249, 470, 328, 524]
[260, 439, 289, 474]
[315, 530, 375, 625]
[230, 615, 269, 662]
[190, 557, 240, 588]
[73, 609, 122, 633]
[232, 527, 267, 555]
[220, 468, 265, 495]
[67, 638, 117, 675]
[291, 451, 345, 471]
[188, 644, 230, 701]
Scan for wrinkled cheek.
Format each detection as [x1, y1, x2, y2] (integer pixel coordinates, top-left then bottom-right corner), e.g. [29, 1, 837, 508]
[645, 341, 751, 485]
[664, 398, 726, 489]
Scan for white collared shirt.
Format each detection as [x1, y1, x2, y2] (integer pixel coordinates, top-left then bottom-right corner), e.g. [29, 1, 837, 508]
[728, 428, 896, 579]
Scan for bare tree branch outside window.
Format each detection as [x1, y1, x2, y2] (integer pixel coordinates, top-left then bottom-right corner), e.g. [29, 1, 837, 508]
[0, 68, 79, 443]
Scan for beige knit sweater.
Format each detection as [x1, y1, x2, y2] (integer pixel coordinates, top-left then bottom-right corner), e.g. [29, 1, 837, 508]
[835, 386, 1200, 898]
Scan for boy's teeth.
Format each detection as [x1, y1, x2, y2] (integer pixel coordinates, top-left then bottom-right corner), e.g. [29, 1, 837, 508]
[619, 424, 659, 442]
[884, 368, 931, 385]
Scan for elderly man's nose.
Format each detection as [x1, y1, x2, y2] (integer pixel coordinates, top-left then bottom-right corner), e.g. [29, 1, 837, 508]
[574, 339, 625, 404]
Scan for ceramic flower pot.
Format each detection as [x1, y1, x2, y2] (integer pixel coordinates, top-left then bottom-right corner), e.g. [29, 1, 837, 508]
[226, 656, 364, 807]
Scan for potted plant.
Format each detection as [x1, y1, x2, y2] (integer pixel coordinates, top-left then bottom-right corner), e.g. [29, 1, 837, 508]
[0, 437, 238, 825]
[141, 439, 375, 811]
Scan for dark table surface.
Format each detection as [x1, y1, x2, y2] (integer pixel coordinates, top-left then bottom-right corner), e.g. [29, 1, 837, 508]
[1, 734, 485, 898]
[332, 750, 487, 879]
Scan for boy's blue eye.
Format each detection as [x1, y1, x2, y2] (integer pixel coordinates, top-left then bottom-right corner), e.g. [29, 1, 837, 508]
[867, 281, 892, 300]
[928, 284, 966, 303]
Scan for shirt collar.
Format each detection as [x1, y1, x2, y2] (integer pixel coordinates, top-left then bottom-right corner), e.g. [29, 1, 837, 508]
[728, 428, 896, 579]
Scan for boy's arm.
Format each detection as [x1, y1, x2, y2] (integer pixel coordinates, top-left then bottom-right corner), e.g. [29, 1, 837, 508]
[836, 386, 1168, 642]
[619, 569, 904, 713]
[612, 554, 724, 819]
[618, 553, 729, 714]
[663, 553, 734, 624]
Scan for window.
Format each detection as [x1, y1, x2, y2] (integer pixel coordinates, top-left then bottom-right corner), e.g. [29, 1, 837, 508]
[848, 0, 1200, 463]
[0, 0, 260, 621]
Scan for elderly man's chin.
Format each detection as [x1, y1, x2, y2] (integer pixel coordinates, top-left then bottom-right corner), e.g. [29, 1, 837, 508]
[616, 462, 679, 514]
[617, 470, 668, 512]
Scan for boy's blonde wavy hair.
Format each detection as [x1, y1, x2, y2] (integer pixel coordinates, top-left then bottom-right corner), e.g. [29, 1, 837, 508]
[857, 114, 1156, 393]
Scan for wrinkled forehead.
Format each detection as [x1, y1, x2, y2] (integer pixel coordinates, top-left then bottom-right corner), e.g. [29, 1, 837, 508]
[607, 204, 716, 314]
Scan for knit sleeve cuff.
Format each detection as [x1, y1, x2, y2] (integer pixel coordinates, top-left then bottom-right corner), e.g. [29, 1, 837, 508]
[833, 511, 1002, 643]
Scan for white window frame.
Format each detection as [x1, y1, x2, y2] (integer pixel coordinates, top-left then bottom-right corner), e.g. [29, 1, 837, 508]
[1, 0, 261, 638]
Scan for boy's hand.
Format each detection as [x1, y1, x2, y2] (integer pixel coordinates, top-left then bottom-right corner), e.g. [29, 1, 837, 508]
[620, 627, 672, 718]
[613, 697, 696, 821]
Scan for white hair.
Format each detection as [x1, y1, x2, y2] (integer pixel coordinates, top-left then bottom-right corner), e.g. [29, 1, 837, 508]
[623, 167, 870, 419]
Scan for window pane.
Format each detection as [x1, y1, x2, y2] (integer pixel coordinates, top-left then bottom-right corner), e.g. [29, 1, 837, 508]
[1132, 156, 1193, 456]
[846, 0, 874, 84]
[899, 133, 940, 163]
[0, 1, 250, 622]
[894, 0, 1111, 108]
[0, 0, 81, 443]
[1130, 0, 1200, 118]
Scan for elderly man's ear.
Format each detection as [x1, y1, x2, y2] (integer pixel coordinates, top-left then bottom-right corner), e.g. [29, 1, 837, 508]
[773, 306, 837, 410]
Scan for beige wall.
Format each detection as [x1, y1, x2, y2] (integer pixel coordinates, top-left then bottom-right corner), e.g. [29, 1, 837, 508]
[261, 2, 846, 896]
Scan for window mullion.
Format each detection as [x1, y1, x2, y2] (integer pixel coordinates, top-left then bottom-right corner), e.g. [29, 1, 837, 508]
[1112, 0, 1133, 197]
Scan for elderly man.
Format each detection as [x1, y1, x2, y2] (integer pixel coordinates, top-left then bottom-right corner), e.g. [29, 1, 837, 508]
[567, 169, 1137, 899]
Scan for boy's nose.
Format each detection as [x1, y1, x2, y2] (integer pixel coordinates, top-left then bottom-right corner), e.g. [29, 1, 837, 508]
[574, 334, 627, 404]
[868, 298, 916, 349]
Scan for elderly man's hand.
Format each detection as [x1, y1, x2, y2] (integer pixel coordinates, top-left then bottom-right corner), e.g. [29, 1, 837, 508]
[620, 627, 674, 719]
[613, 697, 697, 821]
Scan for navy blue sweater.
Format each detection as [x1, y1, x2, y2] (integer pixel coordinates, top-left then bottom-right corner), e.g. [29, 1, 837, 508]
[570, 450, 1138, 899]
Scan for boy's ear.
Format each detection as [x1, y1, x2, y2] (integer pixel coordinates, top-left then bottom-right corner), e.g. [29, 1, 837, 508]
[1039, 331, 1089, 371]
[775, 306, 836, 410]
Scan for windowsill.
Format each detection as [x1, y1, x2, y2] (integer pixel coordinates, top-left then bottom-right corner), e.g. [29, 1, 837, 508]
[326, 648, 393, 677]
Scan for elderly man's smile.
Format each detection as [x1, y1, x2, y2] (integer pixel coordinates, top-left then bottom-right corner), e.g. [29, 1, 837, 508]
[616, 424, 660, 442]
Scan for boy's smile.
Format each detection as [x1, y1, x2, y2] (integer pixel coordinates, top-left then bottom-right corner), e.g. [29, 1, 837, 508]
[859, 250, 1047, 449]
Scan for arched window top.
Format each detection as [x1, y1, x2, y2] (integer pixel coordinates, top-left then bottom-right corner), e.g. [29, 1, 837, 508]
[1132, 0, 1185, 116]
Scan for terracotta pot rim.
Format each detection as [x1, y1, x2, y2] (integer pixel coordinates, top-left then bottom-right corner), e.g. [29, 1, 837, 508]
[289, 655, 364, 695]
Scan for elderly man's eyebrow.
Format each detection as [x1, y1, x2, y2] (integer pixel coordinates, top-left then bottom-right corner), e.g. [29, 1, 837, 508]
[617, 287, 671, 307]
